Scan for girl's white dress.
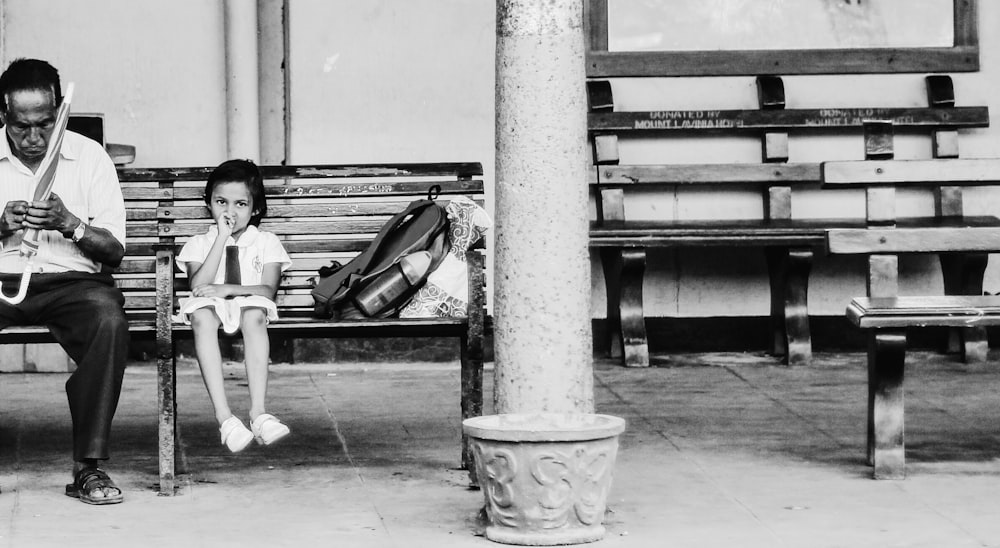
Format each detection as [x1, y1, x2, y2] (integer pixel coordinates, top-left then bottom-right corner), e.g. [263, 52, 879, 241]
[173, 225, 292, 334]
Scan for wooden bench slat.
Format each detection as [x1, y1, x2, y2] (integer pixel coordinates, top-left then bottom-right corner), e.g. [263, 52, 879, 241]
[828, 221, 1000, 254]
[126, 209, 157, 220]
[120, 186, 173, 200]
[158, 200, 485, 220]
[823, 158, 1000, 186]
[117, 163, 483, 183]
[585, 47, 981, 78]
[130, 240, 374, 255]
[118, 274, 322, 293]
[161, 202, 416, 219]
[115, 278, 155, 290]
[591, 163, 821, 185]
[153, 180, 483, 200]
[160, 219, 393, 237]
[589, 219, 853, 247]
[589, 107, 990, 133]
[116, 259, 156, 273]
[125, 225, 158, 238]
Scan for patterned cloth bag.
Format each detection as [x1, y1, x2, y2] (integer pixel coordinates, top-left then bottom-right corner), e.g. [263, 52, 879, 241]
[399, 196, 492, 318]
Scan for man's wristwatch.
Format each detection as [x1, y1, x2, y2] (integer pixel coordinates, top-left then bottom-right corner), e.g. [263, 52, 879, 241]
[71, 221, 87, 243]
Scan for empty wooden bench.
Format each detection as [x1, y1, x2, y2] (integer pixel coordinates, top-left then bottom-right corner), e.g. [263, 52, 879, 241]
[848, 296, 1000, 479]
[825, 153, 1000, 362]
[117, 163, 488, 495]
[827, 152, 1000, 479]
[588, 75, 990, 367]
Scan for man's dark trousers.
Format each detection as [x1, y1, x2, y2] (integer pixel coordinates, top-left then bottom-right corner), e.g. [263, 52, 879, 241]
[0, 272, 129, 461]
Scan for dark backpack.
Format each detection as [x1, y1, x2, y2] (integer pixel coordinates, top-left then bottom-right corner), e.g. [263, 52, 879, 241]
[311, 187, 450, 319]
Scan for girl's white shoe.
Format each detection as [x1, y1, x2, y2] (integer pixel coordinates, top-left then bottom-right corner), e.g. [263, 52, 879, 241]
[220, 416, 254, 453]
[250, 413, 291, 445]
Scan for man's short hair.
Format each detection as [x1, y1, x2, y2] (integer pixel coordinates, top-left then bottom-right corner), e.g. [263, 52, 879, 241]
[0, 58, 62, 113]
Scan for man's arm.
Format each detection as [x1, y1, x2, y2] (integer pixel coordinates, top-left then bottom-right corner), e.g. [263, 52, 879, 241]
[62, 215, 125, 268]
[23, 192, 125, 267]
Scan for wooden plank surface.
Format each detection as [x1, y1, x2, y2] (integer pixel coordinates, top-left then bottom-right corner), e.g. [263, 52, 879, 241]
[590, 218, 861, 247]
[848, 296, 1000, 328]
[827, 222, 1000, 254]
[589, 107, 989, 133]
[823, 158, 1000, 186]
[118, 162, 483, 182]
[160, 219, 390, 237]
[590, 163, 820, 185]
[586, 47, 980, 77]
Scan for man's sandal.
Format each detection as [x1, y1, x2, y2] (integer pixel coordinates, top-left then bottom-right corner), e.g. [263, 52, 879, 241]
[64, 467, 124, 505]
[250, 413, 290, 446]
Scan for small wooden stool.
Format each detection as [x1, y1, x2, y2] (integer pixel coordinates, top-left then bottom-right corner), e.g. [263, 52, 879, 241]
[847, 296, 1000, 479]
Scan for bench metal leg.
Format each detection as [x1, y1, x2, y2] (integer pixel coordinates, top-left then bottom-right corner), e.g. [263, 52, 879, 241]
[619, 248, 649, 367]
[155, 247, 177, 495]
[157, 348, 176, 495]
[766, 247, 813, 366]
[940, 252, 989, 362]
[784, 249, 813, 366]
[600, 248, 624, 361]
[460, 332, 484, 484]
[462, 250, 487, 487]
[600, 246, 649, 367]
[867, 329, 906, 480]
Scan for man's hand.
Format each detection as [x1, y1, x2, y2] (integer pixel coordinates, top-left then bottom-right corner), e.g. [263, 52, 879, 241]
[22, 192, 78, 237]
[1, 200, 30, 236]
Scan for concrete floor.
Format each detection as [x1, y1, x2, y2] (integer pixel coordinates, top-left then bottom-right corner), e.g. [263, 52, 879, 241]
[1, 351, 1000, 547]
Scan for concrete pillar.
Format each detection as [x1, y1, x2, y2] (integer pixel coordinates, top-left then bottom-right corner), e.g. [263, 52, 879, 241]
[257, 0, 287, 165]
[224, 0, 261, 161]
[494, 0, 593, 414]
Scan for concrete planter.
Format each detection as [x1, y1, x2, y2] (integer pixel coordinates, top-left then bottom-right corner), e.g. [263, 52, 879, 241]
[463, 413, 626, 545]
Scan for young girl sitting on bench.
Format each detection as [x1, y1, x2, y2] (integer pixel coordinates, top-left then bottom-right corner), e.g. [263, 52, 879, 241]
[174, 159, 292, 452]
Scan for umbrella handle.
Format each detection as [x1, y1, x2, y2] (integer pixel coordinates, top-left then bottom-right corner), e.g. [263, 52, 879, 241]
[0, 264, 32, 305]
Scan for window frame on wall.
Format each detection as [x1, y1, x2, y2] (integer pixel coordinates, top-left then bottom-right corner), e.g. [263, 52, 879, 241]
[585, 0, 979, 77]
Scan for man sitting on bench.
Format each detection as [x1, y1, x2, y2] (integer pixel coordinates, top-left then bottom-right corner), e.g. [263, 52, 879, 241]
[0, 58, 128, 505]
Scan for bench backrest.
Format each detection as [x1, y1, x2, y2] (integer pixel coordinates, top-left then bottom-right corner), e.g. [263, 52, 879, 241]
[116, 177, 163, 332]
[587, 75, 990, 224]
[118, 163, 486, 321]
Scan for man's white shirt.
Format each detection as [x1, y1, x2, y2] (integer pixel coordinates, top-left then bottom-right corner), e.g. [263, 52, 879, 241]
[0, 131, 125, 273]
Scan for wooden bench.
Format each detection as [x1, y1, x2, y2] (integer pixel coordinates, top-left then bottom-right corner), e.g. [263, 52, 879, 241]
[825, 148, 1000, 362]
[587, 75, 990, 367]
[827, 152, 1000, 479]
[115, 163, 488, 495]
[848, 296, 1000, 479]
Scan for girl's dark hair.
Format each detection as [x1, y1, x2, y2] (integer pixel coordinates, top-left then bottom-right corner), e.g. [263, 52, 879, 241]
[204, 159, 267, 226]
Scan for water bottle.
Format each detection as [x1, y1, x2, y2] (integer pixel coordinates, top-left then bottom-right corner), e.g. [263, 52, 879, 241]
[353, 251, 432, 317]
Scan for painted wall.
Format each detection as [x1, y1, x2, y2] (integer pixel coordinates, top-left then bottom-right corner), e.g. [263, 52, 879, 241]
[0, 0, 228, 167]
[1, 0, 998, 326]
[285, 0, 495, 168]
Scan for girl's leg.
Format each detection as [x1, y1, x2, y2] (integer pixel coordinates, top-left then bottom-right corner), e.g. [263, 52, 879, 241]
[240, 308, 270, 421]
[191, 308, 233, 425]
